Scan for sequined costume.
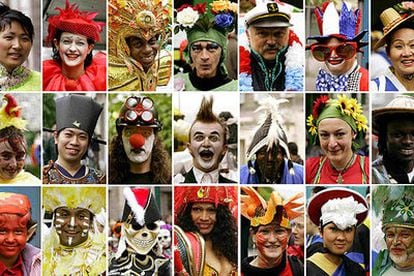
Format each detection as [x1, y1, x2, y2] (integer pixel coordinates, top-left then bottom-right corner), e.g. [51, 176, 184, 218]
[108, 0, 171, 91]
[43, 160, 105, 184]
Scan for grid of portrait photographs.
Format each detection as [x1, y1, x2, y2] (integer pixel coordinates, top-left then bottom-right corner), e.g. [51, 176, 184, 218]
[1, 0, 413, 275]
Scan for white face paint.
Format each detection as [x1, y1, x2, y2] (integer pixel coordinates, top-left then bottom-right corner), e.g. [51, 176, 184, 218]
[122, 127, 155, 164]
[68, 237, 73, 246]
[69, 216, 75, 227]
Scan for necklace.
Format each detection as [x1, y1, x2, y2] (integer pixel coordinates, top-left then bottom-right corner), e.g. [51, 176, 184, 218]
[331, 154, 355, 184]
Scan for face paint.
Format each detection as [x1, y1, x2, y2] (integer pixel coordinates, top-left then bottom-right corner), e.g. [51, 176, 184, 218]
[385, 226, 414, 268]
[0, 214, 28, 262]
[123, 221, 160, 255]
[122, 127, 155, 163]
[54, 207, 91, 247]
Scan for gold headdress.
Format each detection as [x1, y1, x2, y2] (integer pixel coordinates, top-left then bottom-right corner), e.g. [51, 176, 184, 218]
[240, 186, 303, 228]
[108, 0, 170, 63]
[43, 187, 106, 214]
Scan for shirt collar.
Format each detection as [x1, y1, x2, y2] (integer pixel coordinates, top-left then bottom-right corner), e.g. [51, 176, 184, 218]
[0, 253, 24, 276]
[193, 167, 219, 183]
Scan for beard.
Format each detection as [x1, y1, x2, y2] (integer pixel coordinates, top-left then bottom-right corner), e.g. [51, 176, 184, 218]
[390, 251, 414, 267]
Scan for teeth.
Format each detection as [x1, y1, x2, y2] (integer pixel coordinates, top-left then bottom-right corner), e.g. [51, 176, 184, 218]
[131, 238, 154, 248]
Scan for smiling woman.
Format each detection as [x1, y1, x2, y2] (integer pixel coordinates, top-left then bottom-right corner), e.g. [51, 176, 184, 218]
[43, 0, 106, 91]
[0, 3, 40, 91]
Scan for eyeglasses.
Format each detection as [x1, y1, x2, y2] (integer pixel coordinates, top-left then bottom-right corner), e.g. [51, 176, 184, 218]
[123, 96, 154, 124]
[310, 42, 357, 62]
[191, 42, 220, 53]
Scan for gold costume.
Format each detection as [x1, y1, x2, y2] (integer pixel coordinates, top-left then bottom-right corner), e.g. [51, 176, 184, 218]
[108, 0, 171, 91]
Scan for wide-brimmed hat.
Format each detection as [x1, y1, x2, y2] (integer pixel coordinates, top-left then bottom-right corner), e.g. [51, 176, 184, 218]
[375, 2, 414, 50]
[244, 0, 294, 28]
[307, 1, 367, 48]
[308, 188, 368, 229]
[372, 95, 414, 135]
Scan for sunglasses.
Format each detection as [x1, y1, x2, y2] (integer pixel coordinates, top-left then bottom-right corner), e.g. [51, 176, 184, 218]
[310, 42, 357, 62]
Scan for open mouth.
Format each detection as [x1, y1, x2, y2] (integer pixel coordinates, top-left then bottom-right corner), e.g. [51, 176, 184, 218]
[327, 58, 344, 66]
[401, 59, 414, 66]
[132, 148, 144, 154]
[199, 150, 214, 161]
[66, 54, 80, 60]
[141, 55, 154, 64]
[400, 149, 414, 155]
[66, 148, 80, 155]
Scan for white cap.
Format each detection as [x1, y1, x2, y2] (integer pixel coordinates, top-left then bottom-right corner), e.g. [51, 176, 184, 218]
[245, 0, 293, 28]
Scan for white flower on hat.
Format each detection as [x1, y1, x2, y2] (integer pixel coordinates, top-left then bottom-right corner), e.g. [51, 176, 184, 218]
[320, 196, 367, 230]
[176, 7, 200, 28]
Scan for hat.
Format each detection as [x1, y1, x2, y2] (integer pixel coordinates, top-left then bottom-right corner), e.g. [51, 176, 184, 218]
[174, 186, 238, 219]
[307, 94, 368, 144]
[375, 2, 414, 50]
[246, 96, 293, 175]
[0, 192, 31, 217]
[372, 95, 414, 135]
[108, 0, 169, 63]
[308, 188, 368, 230]
[373, 186, 414, 231]
[43, 186, 106, 215]
[244, 0, 294, 28]
[175, 1, 237, 74]
[122, 187, 161, 227]
[46, 0, 104, 45]
[241, 186, 302, 228]
[56, 94, 103, 138]
[0, 94, 27, 131]
[307, 1, 367, 47]
[116, 96, 161, 133]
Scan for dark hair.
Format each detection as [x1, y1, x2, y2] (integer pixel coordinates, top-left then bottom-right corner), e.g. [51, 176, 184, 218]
[51, 29, 94, 68]
[177, 203, 237, 264]
[0, 3, 34, 42]
[0, 126, 26, 152]
[288, 142, 298, 155]
[109, 132, 171, 184]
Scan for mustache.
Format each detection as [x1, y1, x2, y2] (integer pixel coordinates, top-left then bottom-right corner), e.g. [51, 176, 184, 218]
[263, 44, 284, 51]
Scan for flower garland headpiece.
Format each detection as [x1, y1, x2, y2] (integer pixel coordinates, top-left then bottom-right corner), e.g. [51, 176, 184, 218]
[307, 94, 368, 145]
[46, 0, 105, 45]
[240, 186, 303, 228]
[175, 0, 237, 69]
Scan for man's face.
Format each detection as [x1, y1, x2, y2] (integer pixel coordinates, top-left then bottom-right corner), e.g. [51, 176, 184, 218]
[122, 126, 155, 164]
[247, 26, 289, 61]
[323, 37, 356, 75]
[55, 128, 89, 164]
[255, 145, 284, 182]
[386, 119, 414, 163]
[54, 207, 91, 247]
[190, 41, 222, 78]
[187, 121, 227, 173]
[0, 139, 25, 180]
[291, 216, 304, 247]
[190, 203, 217, 236]
[0, 214, 27, 263]
[252, 222, 290, 265]
[321, 222, 355, 255]
[385, 226, 414, 268]
[126, 35, 160, 72]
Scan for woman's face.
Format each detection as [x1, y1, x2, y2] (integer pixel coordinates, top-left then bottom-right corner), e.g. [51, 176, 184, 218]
[0, 21, 32, 72]
[321, 223, 355, 256]
[388, 28, 414, 77]
[318, 118, 355, 165]
[54, 32, 93, 68]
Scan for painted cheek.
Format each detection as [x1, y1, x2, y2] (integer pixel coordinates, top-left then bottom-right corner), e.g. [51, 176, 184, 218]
[255, 232, 267, 248]
[278, 235, 289, 248]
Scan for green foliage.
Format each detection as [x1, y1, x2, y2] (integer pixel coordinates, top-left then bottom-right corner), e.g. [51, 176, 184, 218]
[43, 94, 56, 129]
[108, 94, 172, 156]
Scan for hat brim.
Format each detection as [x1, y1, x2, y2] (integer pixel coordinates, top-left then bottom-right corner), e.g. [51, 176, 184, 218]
[250, 21, 293, 28]
[308, 188, 368, 227]
[375, 13, 414, 50]
[372, 108, 414, 135]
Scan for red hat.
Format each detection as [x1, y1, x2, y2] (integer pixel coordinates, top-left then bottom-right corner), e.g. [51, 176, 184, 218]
[0, 193, 31, 226]
[174, 186, 238, 219]
[46, 0, 104, 45]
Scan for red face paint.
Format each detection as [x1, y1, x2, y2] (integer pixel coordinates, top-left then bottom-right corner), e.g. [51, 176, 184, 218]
[0, 214, 27, 261]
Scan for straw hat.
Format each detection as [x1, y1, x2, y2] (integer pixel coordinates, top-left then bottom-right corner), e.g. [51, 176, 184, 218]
[372, 95, 414, 135]
[375, 4, 414, 50]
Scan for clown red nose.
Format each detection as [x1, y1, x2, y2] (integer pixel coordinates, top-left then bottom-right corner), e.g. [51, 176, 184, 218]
[129, 133, 145, 148]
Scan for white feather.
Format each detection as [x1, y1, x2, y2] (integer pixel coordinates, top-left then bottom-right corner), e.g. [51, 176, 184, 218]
[123, 187, 145, 226]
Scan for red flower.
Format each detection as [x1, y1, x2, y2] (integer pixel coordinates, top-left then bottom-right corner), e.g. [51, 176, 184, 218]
[177, 4, 191, 12]
[312, 95, 329, 119]
[239, 46, 252, 74]
[194, 3, 206, 14]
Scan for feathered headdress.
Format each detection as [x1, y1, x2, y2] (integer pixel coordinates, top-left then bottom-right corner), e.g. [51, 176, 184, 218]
[43, 187, 106, 215]
[0, 94, 27, 131]
[46, 0, 105, 45]
[240, 186, 303, 228]
[246, 96, 294, 175]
